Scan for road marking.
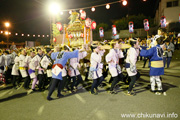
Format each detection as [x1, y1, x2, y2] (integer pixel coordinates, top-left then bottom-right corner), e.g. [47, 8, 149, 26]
[8, 91, 13, 95]
[85, 95, 110, 120]
[96, 110, 106, 120]
[0, 90, 10, 98]
[37, 105, 44, 116]
[75, 94, 86, 104]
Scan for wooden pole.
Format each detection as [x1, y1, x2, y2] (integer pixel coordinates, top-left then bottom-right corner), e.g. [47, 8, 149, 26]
[147, 31, 149, 39]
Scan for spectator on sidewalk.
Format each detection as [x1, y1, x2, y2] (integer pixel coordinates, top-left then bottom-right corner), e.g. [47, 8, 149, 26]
[163, 38, 175, 68]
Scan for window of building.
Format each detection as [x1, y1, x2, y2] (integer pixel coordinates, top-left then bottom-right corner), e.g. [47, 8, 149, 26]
[167, 0, 178, 8]
[173, 1, 178, 6]
[167, 2, 172, 7]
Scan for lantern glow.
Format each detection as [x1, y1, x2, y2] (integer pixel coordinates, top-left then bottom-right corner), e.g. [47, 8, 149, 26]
[122, 0, 127, 6]
[106, 4, 110, 9]
[79, 9, 83, 13]
[91, 7, 95, 12]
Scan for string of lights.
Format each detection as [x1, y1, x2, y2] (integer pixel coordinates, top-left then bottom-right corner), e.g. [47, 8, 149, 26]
[55, 0, 146, 14]
[0, 30, 49, 38]
[61, 0, 128, 13]
[65, 0, 126, 12]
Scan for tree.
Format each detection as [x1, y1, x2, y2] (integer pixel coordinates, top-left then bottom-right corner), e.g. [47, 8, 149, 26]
[95, 23, 109, 33]
[52, 23, 60, 37]
[112, 14, 156, 31]
[52, 15, 62, 37]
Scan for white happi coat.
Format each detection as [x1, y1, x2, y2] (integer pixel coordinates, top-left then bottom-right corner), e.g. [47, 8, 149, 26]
[40, 55, 52, 69]
[31, 54, 44, 75]
[11, 52, 17, 64]
[5, 54, 12, 67]
[25, 56, 32, 68]
[40, 55, 53, 77]
[126, 47, 139, 76]
[11, 56, 19, 76]
[18, 54, 28, 78]
[62, 65, 68, 77]
[28, 56, 38, 79]
[106, 49, 124, 77]
[69, 51, 87, 77]
[90, 51, 104, 79]
[0, 55, 6, 74]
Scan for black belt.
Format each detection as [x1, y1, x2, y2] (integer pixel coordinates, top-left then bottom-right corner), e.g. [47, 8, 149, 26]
[0, 66, 4, 70]
[125, 63, 130, 68]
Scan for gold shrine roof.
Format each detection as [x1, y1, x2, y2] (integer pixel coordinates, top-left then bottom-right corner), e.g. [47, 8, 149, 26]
[67, 19, 84, 32]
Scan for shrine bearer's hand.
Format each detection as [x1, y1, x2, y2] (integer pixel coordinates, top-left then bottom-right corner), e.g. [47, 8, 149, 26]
[79, 48, 85, 52]
[5, 66, 8, 71]
[39, 68, 44, 71]
[77, 63, 81, 68]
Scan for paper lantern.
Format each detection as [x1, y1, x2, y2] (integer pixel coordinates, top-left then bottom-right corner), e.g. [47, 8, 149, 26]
[160, 16, 166, 28]
[80, 33, 84, 37]
[91, 21, 96, 29]
[143, 19, 149, 31]
[122, 0, 127, 6]
[53, 37, 56, 42]
[129, 21, 134, 33]
[112, 25, 117, 36]
[68, 34, 73, 38]
[99, 27, 104, 38]
[56, 22, 63, 31]
[91, 7, 95, 12]
[80, 11, 86, 20]
[85, 18, 92, 27]
[106, 4, 110, 9]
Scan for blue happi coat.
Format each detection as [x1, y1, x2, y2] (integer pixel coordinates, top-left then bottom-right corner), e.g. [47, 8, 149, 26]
[140, 45, 164, 76]
[51, 50, 79, 80]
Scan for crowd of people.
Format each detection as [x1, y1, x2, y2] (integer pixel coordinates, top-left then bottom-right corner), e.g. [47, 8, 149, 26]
[0, 29, 179, 101]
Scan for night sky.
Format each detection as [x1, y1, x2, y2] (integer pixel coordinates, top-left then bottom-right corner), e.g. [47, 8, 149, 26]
[0, 0, 158, 35]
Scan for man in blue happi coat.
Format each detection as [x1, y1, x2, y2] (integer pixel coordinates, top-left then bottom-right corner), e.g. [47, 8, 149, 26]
[140, 35, 165, 95]
[47, 45, 79, 100]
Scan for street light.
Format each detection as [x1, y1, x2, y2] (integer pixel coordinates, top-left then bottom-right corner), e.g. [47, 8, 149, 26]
[48, 2, 61, 45]
[4, 22, 10, 48]
[5, 22, 10, 28]
[49, 2, 60, 15]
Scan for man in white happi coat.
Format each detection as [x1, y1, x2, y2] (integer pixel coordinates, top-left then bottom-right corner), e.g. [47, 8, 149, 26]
[31, 48, 45, 91]
[4, 51, 12, 84]
[69, 48, 87, 92]
[125, 38, 141, 96]
[12, 55, 21, 88]
[25, 50, 37, 91]
[106, 41, 124, 94]
[18, 49, 30, 89]
[89, 45, 105, 95]
[0, 50, 6, 85]
[40, 48, 53, 89]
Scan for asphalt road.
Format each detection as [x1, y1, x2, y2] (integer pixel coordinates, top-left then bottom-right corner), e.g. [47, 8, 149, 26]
[0, 60, 180, 120]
